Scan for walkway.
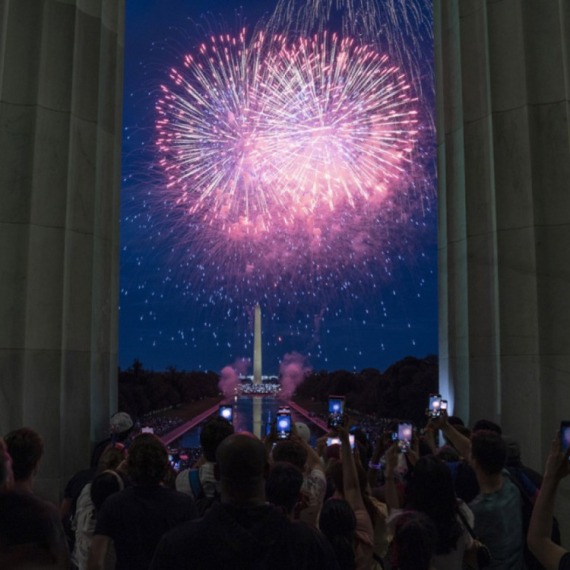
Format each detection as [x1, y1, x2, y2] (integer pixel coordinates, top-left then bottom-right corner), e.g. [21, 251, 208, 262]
[160, 400, 228, 446]
[160, 398, 327, 446]
[288, 400, 328, 432]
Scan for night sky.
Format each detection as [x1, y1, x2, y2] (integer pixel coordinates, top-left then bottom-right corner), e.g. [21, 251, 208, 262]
[119, 0, 437, 374]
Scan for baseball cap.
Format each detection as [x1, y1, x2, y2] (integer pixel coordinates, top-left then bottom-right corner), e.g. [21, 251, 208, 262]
[295, 422, 310, 443]
[110, 412, 133, 434]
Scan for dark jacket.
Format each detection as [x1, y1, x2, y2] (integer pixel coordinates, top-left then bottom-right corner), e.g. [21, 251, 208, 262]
[151, 502, 340, 570]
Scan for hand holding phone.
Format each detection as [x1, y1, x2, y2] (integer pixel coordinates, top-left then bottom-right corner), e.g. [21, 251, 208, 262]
[427, 394, 442, 419]
[276, 410, 292, 440]
[326, 435, 355, 449]
[398, 423, 413, 453]
[328, 396, 346, 429]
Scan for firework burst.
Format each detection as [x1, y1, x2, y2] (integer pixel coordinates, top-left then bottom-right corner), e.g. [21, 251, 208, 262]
[155, 30, 418, 236]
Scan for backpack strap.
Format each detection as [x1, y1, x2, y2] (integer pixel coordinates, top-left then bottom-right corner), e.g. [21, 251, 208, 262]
[503, 470, 534, 507]
[188, 469, 203, 499]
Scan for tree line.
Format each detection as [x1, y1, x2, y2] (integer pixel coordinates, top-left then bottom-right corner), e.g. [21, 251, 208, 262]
[118, 360, 220, 417]
[296, 355, 439, 427]
[119, 354, 438, 425]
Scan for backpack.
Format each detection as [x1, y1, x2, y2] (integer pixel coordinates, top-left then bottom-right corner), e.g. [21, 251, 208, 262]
[504, 470, 561, 570]
[188, 468, 220, 517]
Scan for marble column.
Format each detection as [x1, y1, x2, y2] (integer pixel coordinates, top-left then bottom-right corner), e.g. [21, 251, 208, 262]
[0, 0, 125, 501]
[436, 0, 570, 465]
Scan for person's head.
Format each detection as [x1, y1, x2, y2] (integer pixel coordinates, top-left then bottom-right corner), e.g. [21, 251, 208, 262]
[127, 434, 169, 485]
[272, 440, 307, 472]
[406, 456, 462, 554]
[319, 499, 357, 570]
[0, 438, 13, 490]
[215, 433, 268, 504]
[0, 491, 68, 568]
[265, 462, 303, 516]
[472, 419, 502, 435]
[436, 445, 460, 463]
[200, 416, 234, 462]
[91, 470, 126, 511]
[447, 416, 465, 427]
[393, 511, 438, 570]
[4, 428, 44, 483]
[470, 431, 507, 476]
[109, 412, 134, 442]
[98, 444, 126, 473]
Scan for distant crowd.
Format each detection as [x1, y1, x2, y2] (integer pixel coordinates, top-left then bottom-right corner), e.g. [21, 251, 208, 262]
[237, 383, 281, 395]
[1, 406, 570, 570]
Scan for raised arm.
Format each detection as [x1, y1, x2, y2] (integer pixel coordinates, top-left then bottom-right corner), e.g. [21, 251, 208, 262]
[384, 442, 400, 513]
[434, 412, 471, 460]
[528, 436, 570, 570]
[338, 423, 366, 512]
[367, 432, 392, 489]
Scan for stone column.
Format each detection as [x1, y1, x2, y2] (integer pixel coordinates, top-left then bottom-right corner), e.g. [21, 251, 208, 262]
[0, 0, 125, 501]
[436, 0, 570, 466]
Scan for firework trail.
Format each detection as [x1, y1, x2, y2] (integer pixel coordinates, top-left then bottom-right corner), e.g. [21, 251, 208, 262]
[272, 0, 434, 105]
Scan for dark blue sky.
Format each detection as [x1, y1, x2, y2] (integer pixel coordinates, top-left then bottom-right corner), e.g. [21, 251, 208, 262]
[119, 0, 437, 374]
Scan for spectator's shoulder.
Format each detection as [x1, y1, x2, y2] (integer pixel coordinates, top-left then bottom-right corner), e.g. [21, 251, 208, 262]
[559, 552, 570, 570]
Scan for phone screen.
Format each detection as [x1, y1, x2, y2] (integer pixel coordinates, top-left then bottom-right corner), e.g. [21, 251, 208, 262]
[428, 394, 442, 418]
[326, 435, 355, 449]
[141, 427, 154, 434]
[398, 423, 413, 452]
[440, 400, 448, 411]
[329, 397, 345, 414]
[276, 412, 291, 439]
[219, 405, 233, 423]
[561, 421, 570, 451]
[328, 396, 346, 428]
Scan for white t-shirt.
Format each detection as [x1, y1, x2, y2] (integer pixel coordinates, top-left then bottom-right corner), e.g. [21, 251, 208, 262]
[297, 468, 326, 527]
[175, 462, 219, 499]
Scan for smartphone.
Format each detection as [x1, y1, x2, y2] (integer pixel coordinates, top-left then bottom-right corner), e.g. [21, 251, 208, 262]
[141, 427, 154, 434]
[441, 400, 448, 412]
[428, 394, 442, 418]
[561, 421, 570, 451]
[219, 405, 233, 423]
[276, 410, 292, 440]
[398, 423, 413, 453]
[328, 395, 346, 428]
[326, 435, 355, 449]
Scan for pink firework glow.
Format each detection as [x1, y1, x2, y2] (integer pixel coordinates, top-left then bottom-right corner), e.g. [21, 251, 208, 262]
[155, 31, 418, 235]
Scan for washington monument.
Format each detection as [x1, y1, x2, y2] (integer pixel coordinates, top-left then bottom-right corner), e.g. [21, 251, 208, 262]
[253, 304, 262, 385]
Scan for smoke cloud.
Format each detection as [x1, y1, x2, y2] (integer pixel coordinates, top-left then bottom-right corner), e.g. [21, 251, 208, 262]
[219, 358, 251, 396]
[279, 352, 312, 399]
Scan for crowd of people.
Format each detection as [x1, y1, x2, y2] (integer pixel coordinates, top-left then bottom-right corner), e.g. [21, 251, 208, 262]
[133, 416, 186, 437]
[237, 383, 281, 396]
[1, 407, 570, 570]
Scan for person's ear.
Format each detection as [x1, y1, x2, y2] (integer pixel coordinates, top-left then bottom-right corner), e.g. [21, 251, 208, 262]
[214, 463, 221, 482]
